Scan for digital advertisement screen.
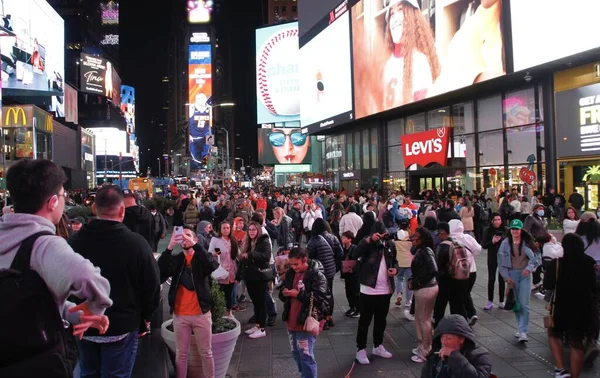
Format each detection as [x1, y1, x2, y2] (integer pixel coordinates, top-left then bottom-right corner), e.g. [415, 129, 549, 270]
[300, 1, 353, 133]
[258, 127, 313, 165]
[187, 0, 213, 24]
[555, 83, 600, 158]
[0, 0, 64, 98]
[298, 0, 344, 38]
[79, 53, 121, 104]
[91, 127, 127, 156]
[188, 44, 212, 168]
[256, 22, 300, 124]
[121, 85, 135, 133]
[351, 0, 505, 119]
[511, 0, 600, 72]
[64, 83, 78, 124]
[100, 1, 118, 25]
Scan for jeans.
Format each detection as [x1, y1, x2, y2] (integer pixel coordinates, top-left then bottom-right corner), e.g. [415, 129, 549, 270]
[487, 251, 505, 303]
[433, 277, 467, 328]
[395, 267, 413, 302]
[414, 285, 438, 359]
[173, 312, 215, 378]
[356, 293, 392, 350]
[509, 269, 533, 334]
[288, 331, 317, 378]
[232, 283, 238, 307]
[220, 283, 234, 311]
[247, 280, 268, 328]
[76, 331, 139, 378]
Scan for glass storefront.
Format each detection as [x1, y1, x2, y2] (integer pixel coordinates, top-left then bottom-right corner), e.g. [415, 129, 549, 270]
[81, 129, 96, 188]
[384, 85, 546, 199]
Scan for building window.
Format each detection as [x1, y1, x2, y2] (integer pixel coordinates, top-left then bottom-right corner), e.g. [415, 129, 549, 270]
[354, 131, 361, 170]
[362, 129, 370, 169]
[452, 102, 474, 135]
[503, 88, 537, 128]
[282, 5, 287, 12]
[292, 5, 297, 12]
[427, 107, 450, 129]
[478, 130, 504, 166]
[477, 95, 502, 132]
[371, 128, 378, 169]
[346, 133, 353, 171]
[405, 113, 426, 134]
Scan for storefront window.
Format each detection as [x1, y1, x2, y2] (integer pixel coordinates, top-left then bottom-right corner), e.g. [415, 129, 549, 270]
[479, 166, 505, 197]
[477, 95, 502, 132]
[507, 126, 539, 164]
[452, 102, 474, 135]
[384, 171, 406, 192]
[428, 107, 451, 129]
[354, 131, 361, 170]
[503, 88, 536, 128]
[339, 134, 346, 171]
[362, 129, 370, 169]
[371, 128, 378, 169]
[479, 130, 504, 166]
[346, 133, 353, 170]
[453, 134, 476, 167]
[405, 113, 426, 134]
[387, 145, 405, 172]
[4, 127, 34, 160]
[387, 118, 403, 146]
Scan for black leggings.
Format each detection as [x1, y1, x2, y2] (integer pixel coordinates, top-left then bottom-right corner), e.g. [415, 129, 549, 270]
[344, 275, 360, 310]
[487, 251, 505, 303]
[219, 283, 234, 311]
[327, 277, 334, 316]
[247, 280, 268, 328]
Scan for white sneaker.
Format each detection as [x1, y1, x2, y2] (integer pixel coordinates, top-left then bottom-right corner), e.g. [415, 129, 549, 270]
[515, 332, 522, 338]
[404, 310, 415, 321]
[372, 345, 392, 359]
[518, 333, 529, 343]
[498, 302, 505, 309]
[411, 355, 426, 363]
[405, 300, 412, 308]
[249, 329, 266, 339]
[245, 326, 259, 335]
[412, 347, 420, 355]
[534, 292, 546, 300]
[355, 349, 370, 365]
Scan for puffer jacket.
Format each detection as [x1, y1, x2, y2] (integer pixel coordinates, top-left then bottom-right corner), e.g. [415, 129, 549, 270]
[184, 203, 199, 225]
[421, 314, 492, 378]
[279, 259, 329, 323]
[410, 245, 438, 290]
[352, 237, 398, 292]
[276, 215, 294, 250]
[307, 232, 343, 280]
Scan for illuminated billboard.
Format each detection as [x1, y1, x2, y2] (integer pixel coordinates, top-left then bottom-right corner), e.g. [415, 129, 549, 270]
[121, 85, 135, 133]
[101, 1, 118, 25]
[80, 53, 121, 105]
[188, 44, 212, 168]
[187, 0, 213, 24]
[91, 127, 127, 157]
[0, 0, 65, 99]
[258, 128, 312, 165]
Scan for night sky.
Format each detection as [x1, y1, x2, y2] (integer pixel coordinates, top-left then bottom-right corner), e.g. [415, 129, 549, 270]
[119, 0, 264, 175]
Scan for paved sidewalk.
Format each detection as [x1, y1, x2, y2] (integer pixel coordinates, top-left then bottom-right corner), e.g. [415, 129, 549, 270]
[226, 253, 600, 378]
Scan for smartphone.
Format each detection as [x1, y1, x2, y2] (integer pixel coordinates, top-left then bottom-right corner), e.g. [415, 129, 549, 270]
[174, 226, 184, 243]
[215, 247, 221, 255]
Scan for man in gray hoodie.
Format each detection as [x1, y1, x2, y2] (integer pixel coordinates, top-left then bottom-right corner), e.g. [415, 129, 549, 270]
[0, 159, 112, 375]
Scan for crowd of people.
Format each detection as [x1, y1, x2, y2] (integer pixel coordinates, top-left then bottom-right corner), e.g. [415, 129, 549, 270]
[1, 159, 599, 378]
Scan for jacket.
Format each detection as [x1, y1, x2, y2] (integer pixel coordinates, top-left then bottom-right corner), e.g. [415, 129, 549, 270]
[449, 220, 481, 273]
[276, 215, 294, 250]
[307, 232, 343, 280]
[438, 207, 461, 223]
[340, 212, 363, 237]
[123, 205, 155, 247]
[242, 234, 272, 282]
[199, 206, 215, 223]
[410, 246, 438, 290]
[421, 314, 492, 378]
[524, 214, 545, 239]
[279, 259, 329, 323]
[481, 225, 508, 258]
[196, 220, 213, 251]
[394, 231, 413, 268]
[340, 244, 358, 279]
[184, 203, 200, 225]
[289, 208, 303, 230]
[302, 209, 322, 230]
[69, 219, 161, 336]
[151, 211, 167, 236]
[157, 243, 219, 315]
[352, 237, 398, 292]
[497, 238, 541, 279]
[459, 207, 475, 231]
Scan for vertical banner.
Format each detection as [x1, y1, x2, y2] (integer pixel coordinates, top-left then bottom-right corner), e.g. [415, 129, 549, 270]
[188, 44, 212, 169]
[64, 84, 78, 124]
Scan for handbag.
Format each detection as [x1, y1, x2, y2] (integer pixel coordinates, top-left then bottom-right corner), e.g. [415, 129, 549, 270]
[504, 287, 515, 311]
[303, 292, 320, 336]
[341, 260, 357, 274]
[258, 266, 275, 281]
[211, 256, 230, 281]
[544, 259, 559, 329]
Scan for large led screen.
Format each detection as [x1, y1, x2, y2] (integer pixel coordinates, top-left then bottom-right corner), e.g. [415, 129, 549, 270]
[188, 44, 212, 168]
[258, 127, 312, 165]
[352, 0, 505, 119]
[556, 83, 600, 158]
[187, 0, 213, 24]
[0, 0, 64, 98]
[80, 53, 121, 105]
[92, 127, 127, 156]
[300, 1, 353, 133]
[299, 0, 345, 38]
[256, 22, 300, 124]
[511, 0, 600, 72]
[121, 85, 135, 133]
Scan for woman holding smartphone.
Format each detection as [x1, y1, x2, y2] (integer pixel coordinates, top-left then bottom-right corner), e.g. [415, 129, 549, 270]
[208, 221, 239, 317]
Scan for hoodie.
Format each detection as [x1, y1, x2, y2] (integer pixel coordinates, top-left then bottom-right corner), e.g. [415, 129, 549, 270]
[448, 220, 481, 273]
[69, 219, 161, 336]
[232, 217, 246, 242]
[196, 220, 213, 251]
[421, 314, 492, 378]
[0, 213, 112, 325]
[123, 205, 155, 247]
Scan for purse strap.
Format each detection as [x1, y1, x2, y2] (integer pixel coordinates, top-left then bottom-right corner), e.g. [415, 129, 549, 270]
[308, 291, 317, 318]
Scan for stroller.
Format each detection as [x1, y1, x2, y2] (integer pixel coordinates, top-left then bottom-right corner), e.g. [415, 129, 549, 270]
[533, 234, 563, 299]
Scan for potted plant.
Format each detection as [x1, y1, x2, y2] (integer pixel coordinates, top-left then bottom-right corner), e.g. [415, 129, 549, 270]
[161, 280, 240, 378]
[583, 165, 600, 184]
[546, 217, 564, 243]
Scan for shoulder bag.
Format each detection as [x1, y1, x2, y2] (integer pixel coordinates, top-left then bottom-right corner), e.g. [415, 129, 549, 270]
[303, 292, 320, 336]
[544, 259, 559, 329]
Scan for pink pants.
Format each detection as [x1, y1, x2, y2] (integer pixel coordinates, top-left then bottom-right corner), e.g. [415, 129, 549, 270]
[173, 312, 215, 378]
[414, 285, 439, 358]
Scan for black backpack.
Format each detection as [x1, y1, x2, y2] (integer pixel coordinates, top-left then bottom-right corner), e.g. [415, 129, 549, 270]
[0, 232, 78, 378]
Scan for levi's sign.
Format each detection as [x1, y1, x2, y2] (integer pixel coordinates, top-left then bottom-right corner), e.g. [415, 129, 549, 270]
[400, 127, 451, 169]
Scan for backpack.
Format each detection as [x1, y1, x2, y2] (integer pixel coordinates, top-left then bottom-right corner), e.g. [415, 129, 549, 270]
[441, 240, 471, 280]
[478, 202, 489, 222]
[0, 232, 77, 378]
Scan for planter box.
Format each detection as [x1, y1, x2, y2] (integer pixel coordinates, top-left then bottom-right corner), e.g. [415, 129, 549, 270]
[161, 317, 240, 378]
[548, 229, 564, 243]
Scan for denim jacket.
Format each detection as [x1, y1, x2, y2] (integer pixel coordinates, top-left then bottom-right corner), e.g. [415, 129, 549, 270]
[497, 238, 540, 280]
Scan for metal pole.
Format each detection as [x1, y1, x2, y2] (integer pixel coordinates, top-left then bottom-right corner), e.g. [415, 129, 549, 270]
[157, 158, 161, 178]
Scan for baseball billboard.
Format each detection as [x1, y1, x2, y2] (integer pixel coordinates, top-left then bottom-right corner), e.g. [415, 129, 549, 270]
[256, 22, 300, 125]
[188, 44, 212, 168]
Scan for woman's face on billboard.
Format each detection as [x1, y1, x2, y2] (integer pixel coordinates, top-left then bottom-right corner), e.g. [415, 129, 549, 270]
[268, 128, 309, 164]
[389, 4, 405, 44]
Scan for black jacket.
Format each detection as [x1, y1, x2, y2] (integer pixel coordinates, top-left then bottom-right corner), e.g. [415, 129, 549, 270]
[307, 232, 343, 280]
[438, 208, 461, 223]
[242, 234, 272, 282]
[279, 259, 329, 323]
[421, 314, 492, 378]
[276, 215, 294, 250]
[524, 214, 545, 239]
[69, 219, 161, 336]
[124, 205, 155, 247]
[352, 237, 398, 292]
[151, 211, 167, 236]
[411, 246, 438, 290]
[199, 206, 215, 223]
[482, 225, 508, 258]
[157, 243, 219, 315]
[289, 208, 303, 230]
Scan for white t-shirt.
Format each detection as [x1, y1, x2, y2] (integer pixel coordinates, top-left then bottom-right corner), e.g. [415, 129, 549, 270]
[361, 253, 391, 295]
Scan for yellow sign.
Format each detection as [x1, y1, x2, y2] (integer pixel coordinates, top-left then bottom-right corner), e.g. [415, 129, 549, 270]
[4, 107, 27, 127]
[42, 115, 53, 133]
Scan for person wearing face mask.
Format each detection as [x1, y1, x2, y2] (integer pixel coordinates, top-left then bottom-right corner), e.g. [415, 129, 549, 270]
[148, 204, 167, 252]
[420, 315, 492, 378]
[524, 204, 547, 240]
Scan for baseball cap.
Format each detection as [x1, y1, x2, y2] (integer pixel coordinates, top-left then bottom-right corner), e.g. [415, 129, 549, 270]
[509, 219, 523, 230]
[385, 0, 420, 22]
[70, 216, 85, 224]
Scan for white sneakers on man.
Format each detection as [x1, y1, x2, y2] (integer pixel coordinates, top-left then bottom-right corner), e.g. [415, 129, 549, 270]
[373, 345, 392, 358]
[356, 349, 370, 365]
[249, 329, 266, 339]
[245, 326, 259, 335]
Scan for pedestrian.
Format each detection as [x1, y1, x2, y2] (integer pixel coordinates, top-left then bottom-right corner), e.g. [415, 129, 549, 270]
[481, 213, 508, 310]
[279, 247, 329, 378]
[340, 231, 360, 318]
[208, 221, 239, 317]
[394, 218, 413, 310]
[123, 191, 155, 246]
[149, 204, 167, 252]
